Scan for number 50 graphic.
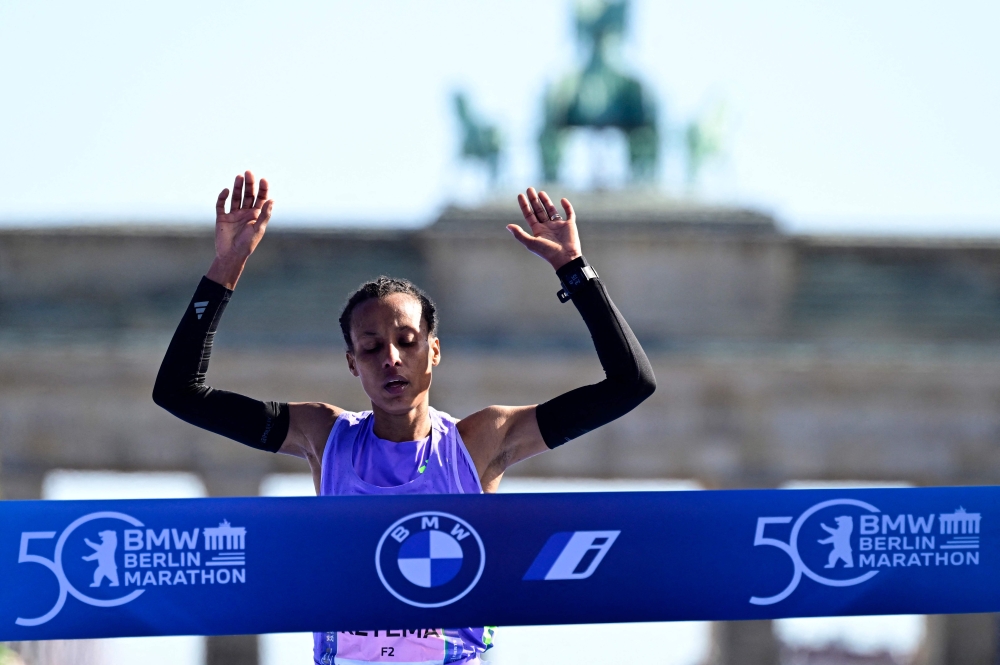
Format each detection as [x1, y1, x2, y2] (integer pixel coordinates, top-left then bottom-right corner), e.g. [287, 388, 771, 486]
[750, 498, 881, 606]
[16, 511, 146, 626]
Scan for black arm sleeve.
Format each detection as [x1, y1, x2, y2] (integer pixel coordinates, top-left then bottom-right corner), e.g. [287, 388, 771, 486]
[151, 277, 289, 452]
[535, 257, 656, 448]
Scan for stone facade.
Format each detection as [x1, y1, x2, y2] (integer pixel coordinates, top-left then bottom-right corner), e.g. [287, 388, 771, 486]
[2, 199, 999, 665]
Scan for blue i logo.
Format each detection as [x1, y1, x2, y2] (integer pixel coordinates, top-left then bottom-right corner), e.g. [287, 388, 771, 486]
[523, 531, 620, 581]
[376, 512, 485, 608]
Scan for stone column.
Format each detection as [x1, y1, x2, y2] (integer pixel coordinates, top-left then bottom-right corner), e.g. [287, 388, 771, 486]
[916, 614, 999, 665]
[202, 470, 265, 665]
[706, 469, 782, 665]
[204, 634, 260, 665]
[708, 620, 780, 665]
[201, 470, 266, 501]
[0, 467, 46, 500]
[2, 639, 103, 665]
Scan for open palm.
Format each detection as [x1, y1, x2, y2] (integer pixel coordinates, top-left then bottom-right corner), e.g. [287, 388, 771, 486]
[508, 187, 582, 270]
[214, 171, 273, 261]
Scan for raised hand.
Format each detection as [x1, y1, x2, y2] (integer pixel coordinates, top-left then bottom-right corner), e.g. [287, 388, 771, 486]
[508, 187, 582, 271]
[206, 170, 274, 289]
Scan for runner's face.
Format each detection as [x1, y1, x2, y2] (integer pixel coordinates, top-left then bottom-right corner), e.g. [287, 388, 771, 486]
[346, 294, 439, 414]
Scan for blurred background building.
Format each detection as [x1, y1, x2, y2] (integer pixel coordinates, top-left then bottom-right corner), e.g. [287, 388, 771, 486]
[2, 1, 999, 664]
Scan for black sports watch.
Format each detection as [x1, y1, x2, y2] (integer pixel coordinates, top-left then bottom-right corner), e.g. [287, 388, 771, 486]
[555, 256, 599, 303]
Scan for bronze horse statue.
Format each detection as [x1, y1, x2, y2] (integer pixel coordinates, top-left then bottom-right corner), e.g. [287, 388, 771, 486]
[540, 0, 659, 183]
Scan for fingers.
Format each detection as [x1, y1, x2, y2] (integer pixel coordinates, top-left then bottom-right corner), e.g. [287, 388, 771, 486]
[561, 197, 575, 221]
[254, 178, 270, 210]
[224, 171, 268, 214]
[241, 171, 256, 209]
[519, 187, 564, 224]
[257, 199, 274, 229]
[506, 224, 539, 249]
[230, 174, 243, 213]
[539, 191, 560, 220]
[251, 199, 274, 237]
[525, 187, 549, 224]
[216, 189, 229, 216]
[516, 193, 539, 226]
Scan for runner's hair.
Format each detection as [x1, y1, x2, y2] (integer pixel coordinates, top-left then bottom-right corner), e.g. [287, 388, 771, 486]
[339, 276, 438, 349]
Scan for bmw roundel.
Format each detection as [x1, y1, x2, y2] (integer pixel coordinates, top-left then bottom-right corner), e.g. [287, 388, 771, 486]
[375, 511, 485, 608]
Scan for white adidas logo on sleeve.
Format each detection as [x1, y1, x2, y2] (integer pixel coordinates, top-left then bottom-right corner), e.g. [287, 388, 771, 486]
[193, 301, 209, 320]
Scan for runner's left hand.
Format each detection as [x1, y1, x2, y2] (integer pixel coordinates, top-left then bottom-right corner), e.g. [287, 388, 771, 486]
[508, 188, 582, 271]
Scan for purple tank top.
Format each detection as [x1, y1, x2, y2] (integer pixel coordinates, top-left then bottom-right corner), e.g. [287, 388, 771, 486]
[314, 407, 495, 665]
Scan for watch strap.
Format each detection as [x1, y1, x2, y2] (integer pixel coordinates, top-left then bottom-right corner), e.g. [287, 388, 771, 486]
[556, 256, 599, 303]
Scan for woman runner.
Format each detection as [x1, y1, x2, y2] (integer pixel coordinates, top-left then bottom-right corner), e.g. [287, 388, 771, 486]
[153, 171, 656, 664]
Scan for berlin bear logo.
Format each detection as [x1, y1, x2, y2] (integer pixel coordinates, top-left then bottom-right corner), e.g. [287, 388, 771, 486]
[16, 511, 145, 627]
[82, 530, 120, 587]
[817, 516, 854, 569]
[750, 499, 879, 606]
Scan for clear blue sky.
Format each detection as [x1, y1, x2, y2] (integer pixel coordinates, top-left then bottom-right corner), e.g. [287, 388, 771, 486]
[1, 1, 998, 235]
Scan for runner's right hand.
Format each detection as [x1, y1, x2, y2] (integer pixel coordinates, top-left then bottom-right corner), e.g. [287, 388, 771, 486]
[205, 171, 274, 289]
[214, 170, 274, 263]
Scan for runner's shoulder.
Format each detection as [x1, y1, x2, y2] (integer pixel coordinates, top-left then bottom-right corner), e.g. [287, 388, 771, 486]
[456, 405, 532, 455]
[283, 402, 344, 458]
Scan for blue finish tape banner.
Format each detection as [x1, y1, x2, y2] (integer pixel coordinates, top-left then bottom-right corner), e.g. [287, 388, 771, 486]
[1, 487, 997, 641]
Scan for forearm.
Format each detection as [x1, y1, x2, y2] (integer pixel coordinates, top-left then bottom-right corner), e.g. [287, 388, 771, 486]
[535, 256, 656, 448]
[152, 276, 289, 452]
[205, 255, 248, 290]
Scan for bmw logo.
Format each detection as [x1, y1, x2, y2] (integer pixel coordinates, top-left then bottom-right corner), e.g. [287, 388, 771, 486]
[375, 511, 485, 608]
